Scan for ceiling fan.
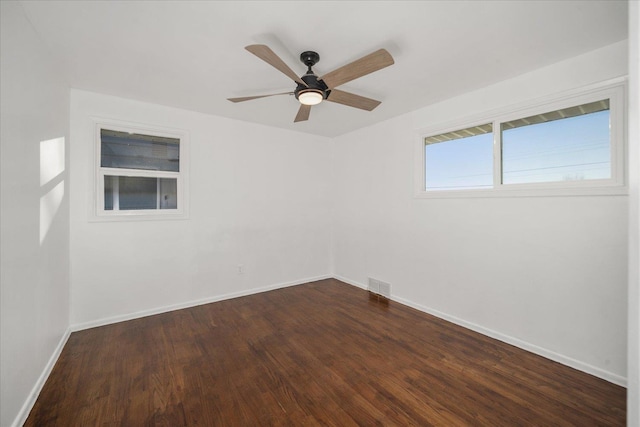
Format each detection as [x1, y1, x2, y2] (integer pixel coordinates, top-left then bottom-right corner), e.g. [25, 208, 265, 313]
[227, 45, 394, 123]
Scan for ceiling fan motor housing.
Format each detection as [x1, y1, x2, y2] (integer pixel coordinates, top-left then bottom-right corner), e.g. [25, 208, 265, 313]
[295, 75, 330, 101]
[295, 51, 330, 101]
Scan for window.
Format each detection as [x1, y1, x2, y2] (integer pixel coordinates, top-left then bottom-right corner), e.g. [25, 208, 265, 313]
[417, 81, 625, 197]
[425, 123, 493, 191]
[501, 100, 610, 185]
[95, 123, 188, 218]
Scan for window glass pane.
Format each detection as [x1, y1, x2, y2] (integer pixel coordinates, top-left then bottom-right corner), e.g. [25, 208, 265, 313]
[104, 176, 178, 211]
[425, 124, 493, 190]
[158, 178, 177, 209]
[501, 100, 610, 185]
[104, 175, 114, 210]
[101, 129, 179, 172]
[118, 176, 157, 210]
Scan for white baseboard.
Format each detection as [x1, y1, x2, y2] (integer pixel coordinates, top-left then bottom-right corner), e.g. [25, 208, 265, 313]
[12, 327, 71, 427]
[334, 275, 368, 290]
[335, 275, 627, 388]
[71, 274, 332, 332]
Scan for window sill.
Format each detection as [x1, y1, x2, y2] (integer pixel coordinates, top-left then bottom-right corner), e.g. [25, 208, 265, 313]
[414, 185, 628, 199]
[89, 211, 189, 222]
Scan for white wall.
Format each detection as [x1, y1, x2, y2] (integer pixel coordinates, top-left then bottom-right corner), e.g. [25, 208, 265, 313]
[627, 1, 639, 425]
[332, 41, 629, 384]
[0, 2, 71, 426]
[69, 90, 332, 327]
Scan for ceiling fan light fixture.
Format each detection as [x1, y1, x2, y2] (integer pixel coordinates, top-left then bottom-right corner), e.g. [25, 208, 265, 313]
[231, 45, 394, 122]
[298, 90, 323, 106]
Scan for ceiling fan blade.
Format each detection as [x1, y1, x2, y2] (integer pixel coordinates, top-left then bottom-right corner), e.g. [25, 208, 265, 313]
[245, 45, 307, 87]
[227, 92, 292, 103]
[319, 49, 394, 90]
[294, 104, 311, 122]
[326, 89, 381, 111]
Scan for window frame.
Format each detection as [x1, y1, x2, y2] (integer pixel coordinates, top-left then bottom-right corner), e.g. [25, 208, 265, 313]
[93, 119, 189, 220]
[414, 79, 627, 198]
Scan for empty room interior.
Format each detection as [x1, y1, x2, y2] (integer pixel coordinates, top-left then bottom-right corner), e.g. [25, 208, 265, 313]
[1, 1, 639, 426]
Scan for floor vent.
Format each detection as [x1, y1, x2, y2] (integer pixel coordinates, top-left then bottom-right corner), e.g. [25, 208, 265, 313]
[368, 277, 391, 299]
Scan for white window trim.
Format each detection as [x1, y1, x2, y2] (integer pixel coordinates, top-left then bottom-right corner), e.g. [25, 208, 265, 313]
[92, 118, 189, 221]
[414, 78, 628, 198]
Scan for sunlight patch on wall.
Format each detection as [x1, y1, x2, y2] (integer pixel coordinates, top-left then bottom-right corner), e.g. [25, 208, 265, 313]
[40, 181, 64, 244]
[40, 137, 65, 244]
[40, 137, 65, 186]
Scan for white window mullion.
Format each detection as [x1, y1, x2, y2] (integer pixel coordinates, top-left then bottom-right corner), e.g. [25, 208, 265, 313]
[493, 119, 502, 189]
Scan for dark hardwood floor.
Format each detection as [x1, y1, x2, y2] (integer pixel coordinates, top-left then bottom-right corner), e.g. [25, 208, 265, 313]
[26, 279, 626, 426]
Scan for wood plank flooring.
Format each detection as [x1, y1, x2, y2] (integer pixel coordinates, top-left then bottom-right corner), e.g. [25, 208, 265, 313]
[26, 279, 626, 426]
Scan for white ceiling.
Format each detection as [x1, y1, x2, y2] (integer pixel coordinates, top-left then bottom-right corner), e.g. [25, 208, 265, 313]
[19, 1, 628, 138]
